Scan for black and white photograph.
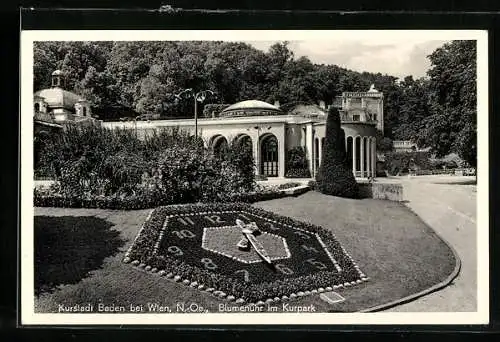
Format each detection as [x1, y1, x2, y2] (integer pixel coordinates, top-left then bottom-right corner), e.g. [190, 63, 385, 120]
[20, 30, 488, 325]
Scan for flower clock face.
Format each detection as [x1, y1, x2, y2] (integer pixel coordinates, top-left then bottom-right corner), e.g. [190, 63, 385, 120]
[125, 203, 368, 305]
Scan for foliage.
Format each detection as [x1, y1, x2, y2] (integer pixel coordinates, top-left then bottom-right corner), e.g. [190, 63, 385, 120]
[285, 146, 311, 178]
[221, 140, 256, 193]
[383, 151, 432, 176]
[202, 104, 230, 118]
[34, 40, 476, 167]
[375, 129, 393, 152]
[277, 182, 302, 190]
[34, 41, 402, 121]
[34, 124, 258, 207]
[417, 41, 477, 167]
[316, 107, 359, 198]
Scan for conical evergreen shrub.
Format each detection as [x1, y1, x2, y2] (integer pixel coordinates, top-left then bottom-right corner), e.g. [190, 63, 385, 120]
[315, 107, 359, 198]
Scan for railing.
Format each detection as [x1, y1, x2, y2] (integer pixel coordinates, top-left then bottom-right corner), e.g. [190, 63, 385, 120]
[409, 168, 476, 176]
[34, 111, 57, 123]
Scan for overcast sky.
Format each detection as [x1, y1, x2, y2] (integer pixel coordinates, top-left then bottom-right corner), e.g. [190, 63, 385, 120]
[248, 39, 448, 80]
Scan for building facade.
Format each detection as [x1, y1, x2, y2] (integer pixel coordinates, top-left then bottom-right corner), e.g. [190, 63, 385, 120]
[33, 71, 383, 179]
[33, 70, 96, 130]
[103, 85, 382, 179]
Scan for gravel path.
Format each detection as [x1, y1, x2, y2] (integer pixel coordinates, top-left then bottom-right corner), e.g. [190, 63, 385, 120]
[385, 176, 477, 312]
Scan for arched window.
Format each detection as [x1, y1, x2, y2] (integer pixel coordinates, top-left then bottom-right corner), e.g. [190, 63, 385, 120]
[82, 107, 87, 116]
[261, 134, 279, 177]
[34, 103, 40, 112]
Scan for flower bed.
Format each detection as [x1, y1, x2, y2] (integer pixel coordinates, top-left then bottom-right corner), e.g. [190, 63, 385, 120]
[124, 203, 367, 305]
[34, 182, 310, 210]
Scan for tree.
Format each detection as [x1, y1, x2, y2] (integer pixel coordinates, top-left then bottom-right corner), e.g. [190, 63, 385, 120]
[315, 107, 359, 198]
[417, 40, 477, 167]
[376, 129, 393, 152]
[392, 76, 431, 141]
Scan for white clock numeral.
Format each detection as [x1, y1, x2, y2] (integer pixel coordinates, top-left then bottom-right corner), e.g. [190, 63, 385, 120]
[204, 215, 224, 224]
[306, 258, 327, 270]
[167, 245, 183, 256]
[177, 217, 195, 226]
[201, 258, 218, 270]
[264, 222, 279, 231]
[235, 269, 250, 282]
[172, 229, 196, 239]
[276, 264, 294, 275]
[301, 244, 319, 253]
[294, 231, 311, 239]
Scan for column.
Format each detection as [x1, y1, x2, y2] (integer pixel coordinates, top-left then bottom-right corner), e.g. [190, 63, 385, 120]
[306, 124, 314, 177]
[372, 138, 377, 178]
[253, 132, 260, 176]
[366, 139, 371, 178]
[318, 138, 323, 172]
[360, 137, 365, 178]
[352, 137, 357, 178]
[278, 126, 286, 178]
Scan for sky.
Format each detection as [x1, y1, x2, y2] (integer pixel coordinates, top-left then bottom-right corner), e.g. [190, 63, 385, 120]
[248, 39, 448, 80]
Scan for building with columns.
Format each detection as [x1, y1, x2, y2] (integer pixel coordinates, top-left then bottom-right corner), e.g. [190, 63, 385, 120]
[103, 85, 382, 179]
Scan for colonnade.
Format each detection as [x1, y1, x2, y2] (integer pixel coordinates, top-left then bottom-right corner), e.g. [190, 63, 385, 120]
[314, 135, 376, 178]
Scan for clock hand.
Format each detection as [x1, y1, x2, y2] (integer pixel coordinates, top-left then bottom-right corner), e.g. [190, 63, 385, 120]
[244, 232, 273, 265]
[235, 219, 273, 265]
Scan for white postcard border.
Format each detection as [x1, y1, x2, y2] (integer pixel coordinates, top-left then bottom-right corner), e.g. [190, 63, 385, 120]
[20, 29, 489, 325]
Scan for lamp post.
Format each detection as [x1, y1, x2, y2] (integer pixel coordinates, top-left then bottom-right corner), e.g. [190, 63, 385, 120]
[175, 88, 214, 141]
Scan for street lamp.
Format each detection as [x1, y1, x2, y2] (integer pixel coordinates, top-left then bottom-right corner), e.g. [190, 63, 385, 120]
[175, 88, 215, 141]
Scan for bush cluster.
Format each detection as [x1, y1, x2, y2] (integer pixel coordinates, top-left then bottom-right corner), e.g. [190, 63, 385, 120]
[34, 124, 257, 208]
[384, 151, 432, 176]
[285, 146, 311, 178]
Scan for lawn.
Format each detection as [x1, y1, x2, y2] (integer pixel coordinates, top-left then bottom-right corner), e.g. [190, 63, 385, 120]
[34, 191, 458, 313]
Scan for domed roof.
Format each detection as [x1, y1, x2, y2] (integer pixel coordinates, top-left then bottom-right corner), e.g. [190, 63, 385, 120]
[221, 100, 282, 113]
[52, 69, 64, 76]
[34, 88, 82, 110]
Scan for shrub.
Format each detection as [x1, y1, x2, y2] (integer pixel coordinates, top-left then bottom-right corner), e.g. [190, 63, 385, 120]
[99, 151, 149, 196]
[222, 140, 256, 193]
[384, 151, 432, 176]
[157, 145, 220, 203]
[285, 146, 311, 178]
[315, 107, 359, 198]
[34, 123, 260, 208]
[277, 182, 301, 190]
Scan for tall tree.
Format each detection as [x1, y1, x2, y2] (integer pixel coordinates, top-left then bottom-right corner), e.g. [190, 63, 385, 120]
[316, 107, 359, 198]
[418, 40, 477, 166]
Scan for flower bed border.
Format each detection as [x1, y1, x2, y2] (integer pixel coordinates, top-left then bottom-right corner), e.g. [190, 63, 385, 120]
[123, 203, 368, 305]
[34, 186, 310, 210]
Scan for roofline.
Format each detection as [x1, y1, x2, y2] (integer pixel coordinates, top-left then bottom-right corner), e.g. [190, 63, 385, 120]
[221, 107, 283, 113]
[34, 120, 63, 128]
[103, 115, 317, 128]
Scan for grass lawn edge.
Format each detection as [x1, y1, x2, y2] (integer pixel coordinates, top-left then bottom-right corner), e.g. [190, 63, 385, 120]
[358, 211, 462, 312]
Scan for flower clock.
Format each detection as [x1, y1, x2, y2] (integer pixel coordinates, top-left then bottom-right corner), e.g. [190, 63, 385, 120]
[124, 203, 368, 305]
